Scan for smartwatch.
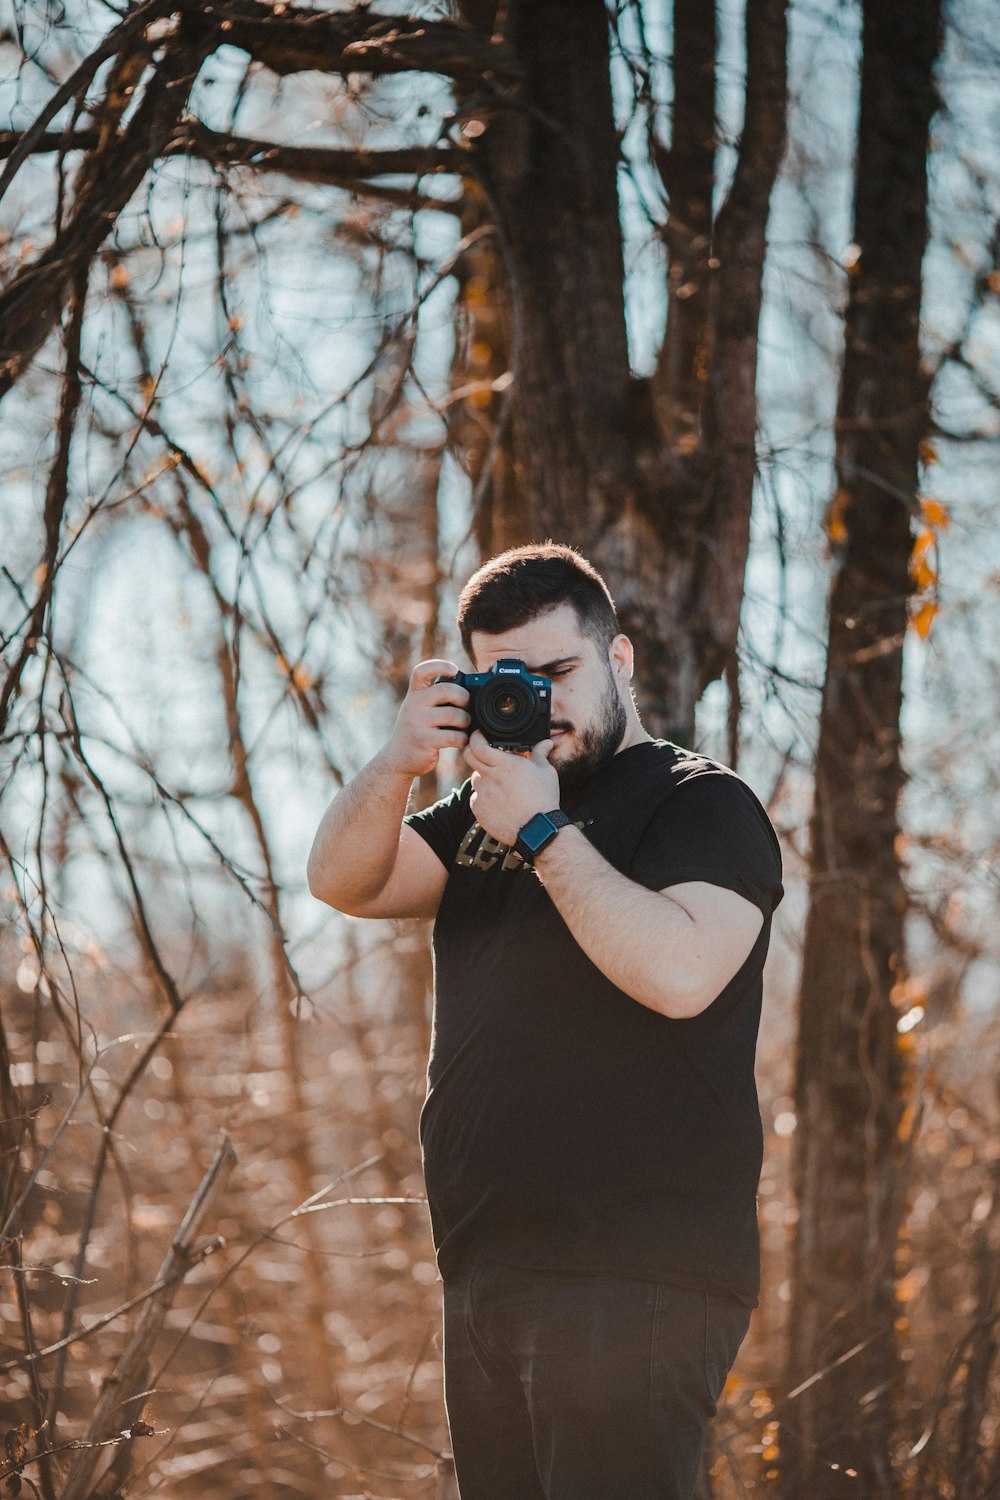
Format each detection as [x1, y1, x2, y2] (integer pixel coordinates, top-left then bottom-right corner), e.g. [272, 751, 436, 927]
[514, 809, 573, 865]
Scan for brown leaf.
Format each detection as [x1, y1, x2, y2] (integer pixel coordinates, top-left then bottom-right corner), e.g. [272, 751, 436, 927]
[2, 1428, 28, 1469]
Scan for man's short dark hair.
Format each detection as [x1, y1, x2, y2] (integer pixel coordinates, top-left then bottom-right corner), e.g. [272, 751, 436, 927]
[457, 542, 620, 661]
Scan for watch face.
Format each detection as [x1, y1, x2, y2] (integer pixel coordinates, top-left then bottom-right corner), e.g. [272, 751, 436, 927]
[515, 812, 559, 860]
[521, 814, 554, 851]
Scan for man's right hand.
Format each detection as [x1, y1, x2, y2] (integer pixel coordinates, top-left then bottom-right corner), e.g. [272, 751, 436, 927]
[381, 659, 471, 779]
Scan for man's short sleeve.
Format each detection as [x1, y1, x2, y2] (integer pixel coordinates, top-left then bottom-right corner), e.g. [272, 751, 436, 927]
[630, 771, 783, 918]
[404, 779, 474, 871]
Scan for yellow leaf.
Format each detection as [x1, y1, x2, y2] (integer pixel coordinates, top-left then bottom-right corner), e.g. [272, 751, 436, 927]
[918, 438, 938, 465]
[919, 496, 949, 529]
[464, 275, 489, 308]
[910, 601, 938, 639]
[897, 1271, 923, 1303]
[909, 529, 936, 588]
[897, 1101, 919, 1142]
[825, 487, 851, 544]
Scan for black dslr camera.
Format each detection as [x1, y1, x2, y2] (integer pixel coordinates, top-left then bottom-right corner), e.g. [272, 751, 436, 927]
[443, 658, 551, 752]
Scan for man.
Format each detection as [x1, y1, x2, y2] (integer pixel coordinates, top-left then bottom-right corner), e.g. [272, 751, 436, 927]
[307, 543, 783, 1500]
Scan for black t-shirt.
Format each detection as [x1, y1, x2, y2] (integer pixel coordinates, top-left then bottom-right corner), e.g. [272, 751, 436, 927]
[405, 740, 783, 1305]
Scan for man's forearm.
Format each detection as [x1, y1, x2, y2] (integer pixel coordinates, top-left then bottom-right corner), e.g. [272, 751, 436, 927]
[532, 828, 708, 1019]
[306, 750, 414, 907]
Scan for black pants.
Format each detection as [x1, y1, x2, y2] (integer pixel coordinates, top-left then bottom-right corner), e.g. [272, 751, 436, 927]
[442, 1259, 750, 1500]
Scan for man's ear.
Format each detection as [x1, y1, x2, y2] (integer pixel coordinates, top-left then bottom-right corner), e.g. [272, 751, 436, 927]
[609, 633, 634, 680]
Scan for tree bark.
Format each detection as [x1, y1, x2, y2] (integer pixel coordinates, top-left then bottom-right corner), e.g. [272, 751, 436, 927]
[651, 0, 716, 452]
[471, 0, 635, 546]
[783, 1, 943, 1493]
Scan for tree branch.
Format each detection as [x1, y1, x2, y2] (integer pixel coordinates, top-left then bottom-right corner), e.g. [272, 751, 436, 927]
[697, 0, 789, 659]
[0, 125, 465, 178]
[196, 0, 519, 81]
[0, 33, 209, 402]
[175, 121, 465, 180]
[0, 123, 464, 215]
[0, 0, 175, 207]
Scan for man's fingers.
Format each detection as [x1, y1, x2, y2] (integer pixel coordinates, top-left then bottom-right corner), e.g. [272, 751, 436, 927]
[410, 658, 460, 691]
[463, 735, 498, 773]
[467, 729, 504, 763]
[428, 682, 470, 711]
[531, 738, 555, 764]
[436, 730, 469, 752]
[430, 706, 471, 731]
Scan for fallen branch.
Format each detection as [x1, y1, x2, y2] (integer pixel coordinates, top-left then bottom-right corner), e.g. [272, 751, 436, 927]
[54, 1132, 237, 1500]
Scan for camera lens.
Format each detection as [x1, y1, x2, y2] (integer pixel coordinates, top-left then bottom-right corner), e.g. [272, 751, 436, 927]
[478, 677, 534, 736]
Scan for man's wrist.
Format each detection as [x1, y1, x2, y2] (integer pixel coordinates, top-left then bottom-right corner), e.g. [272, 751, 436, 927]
[373, 744, 424, 784]
[514, 808, 573, 865]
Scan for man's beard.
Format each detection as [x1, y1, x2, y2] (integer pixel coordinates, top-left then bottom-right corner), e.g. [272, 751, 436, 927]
[553, 667, 629, 797]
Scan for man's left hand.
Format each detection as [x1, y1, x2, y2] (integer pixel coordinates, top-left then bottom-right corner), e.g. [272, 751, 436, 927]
[463, 731, 559, 847]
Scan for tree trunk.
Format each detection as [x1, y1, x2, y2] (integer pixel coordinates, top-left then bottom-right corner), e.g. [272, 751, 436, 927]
[455, 0, 786, 741]
[782, 1, 942, 1493]
[471, 0, 635, 543]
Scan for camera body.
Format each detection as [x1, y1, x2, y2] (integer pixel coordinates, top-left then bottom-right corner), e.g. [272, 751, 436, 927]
[445, 658, 551, 751]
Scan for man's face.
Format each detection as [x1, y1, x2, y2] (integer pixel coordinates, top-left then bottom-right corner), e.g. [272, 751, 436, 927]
[469, 602, 631, 795]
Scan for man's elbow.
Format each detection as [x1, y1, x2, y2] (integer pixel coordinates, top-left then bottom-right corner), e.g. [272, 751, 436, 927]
[307, 853, 383, 916]
[307, 866, 336, 908]
[645, 970, 718, 1021]
[663, 985, 718, 1020]
[306, 844, 327, 902]
[306, 848, 347, 910]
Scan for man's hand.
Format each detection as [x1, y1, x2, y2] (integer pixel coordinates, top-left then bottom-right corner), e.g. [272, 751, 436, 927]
[463, 730, 559, 846]
[382, 660, 471, 779]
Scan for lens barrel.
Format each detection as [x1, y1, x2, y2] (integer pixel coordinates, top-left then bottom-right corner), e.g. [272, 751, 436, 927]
[477, 677, 535, 736]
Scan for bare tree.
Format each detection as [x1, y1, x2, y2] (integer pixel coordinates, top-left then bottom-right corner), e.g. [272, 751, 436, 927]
[783, 0, 945, 1492]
